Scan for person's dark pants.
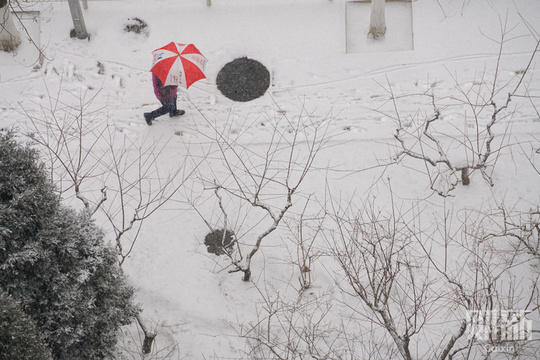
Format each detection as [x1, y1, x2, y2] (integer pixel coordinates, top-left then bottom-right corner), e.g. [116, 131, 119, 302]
[148, 95, 177, 120]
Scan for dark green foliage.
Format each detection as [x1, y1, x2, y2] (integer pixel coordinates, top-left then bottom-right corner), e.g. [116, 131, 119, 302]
[204, 229, 236, 255]
[0, 288, 53, 360]
[0, 132, 139, 359]
[0, 132, 58, 261]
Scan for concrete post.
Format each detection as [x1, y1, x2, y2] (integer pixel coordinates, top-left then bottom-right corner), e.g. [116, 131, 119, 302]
[67, 0, 88, 40]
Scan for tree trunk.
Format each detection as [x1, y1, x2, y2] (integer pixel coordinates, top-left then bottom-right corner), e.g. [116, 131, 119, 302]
[461, 167, 470, 185]
[136, 314, 157, 354]
[242, 268, 251, 282]
[142, 333, 157, 354]
[0, 0, 22, 52]
[368, 0, 386, 40]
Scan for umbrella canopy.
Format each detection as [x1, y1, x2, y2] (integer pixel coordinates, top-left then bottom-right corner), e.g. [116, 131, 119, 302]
[151, 42, 208, 88]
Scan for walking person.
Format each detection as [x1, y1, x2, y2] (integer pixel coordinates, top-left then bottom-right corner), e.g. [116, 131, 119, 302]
[144, 73, 185, 126]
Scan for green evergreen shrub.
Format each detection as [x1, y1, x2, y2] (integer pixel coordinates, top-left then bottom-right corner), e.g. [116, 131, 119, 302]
[0, 288, 53, 360]
[0, 132, 139, 359]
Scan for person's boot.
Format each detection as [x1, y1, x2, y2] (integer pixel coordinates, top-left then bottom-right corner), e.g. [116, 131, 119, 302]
[144, 113, 153, 126]
[169, 109, 185, 117]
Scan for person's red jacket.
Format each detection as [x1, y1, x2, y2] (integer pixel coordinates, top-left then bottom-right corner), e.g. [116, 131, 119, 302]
[152, 73, 178, 102]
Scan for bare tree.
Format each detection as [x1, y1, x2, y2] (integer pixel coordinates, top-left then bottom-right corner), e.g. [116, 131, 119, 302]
[283, 195, 325, 293]
[21, 85, 109, 210]
[387, 20, 540, 196]
[325, 190, 433, 360]
[21, 86, 198, 355]
[483, 205, 540, 261]
[435, 204, 539, 358]
[195, 105, 333, 282]
[323, 185, 539, 359]
[99, 126, 197, 266]
[236, 176, 539, 360]
[238, 283, 350, 360]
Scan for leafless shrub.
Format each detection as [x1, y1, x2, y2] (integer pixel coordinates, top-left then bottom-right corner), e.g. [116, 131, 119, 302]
[236, 178, 539, 360]
[387, 20, 540, 196]
[99, 127, 196, 266]
[22, 87, 196, 265]
[518, 135, 540, 178]
[195, 104, 333, 281]
[325, 189, 440, 360]
[415, 201, 540, 359]
[237, 281, 352, 360]
[322, 181, 539, 359]
[282, 195, 325, 293]
[481, 205, 540, 261]
[21, 85, 108, 212]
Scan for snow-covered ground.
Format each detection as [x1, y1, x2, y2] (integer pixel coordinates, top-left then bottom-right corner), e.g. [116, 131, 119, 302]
[1, 0, 540, 359]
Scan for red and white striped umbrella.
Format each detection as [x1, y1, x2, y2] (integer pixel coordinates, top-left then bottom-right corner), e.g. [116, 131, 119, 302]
[151, 42, 208, 89]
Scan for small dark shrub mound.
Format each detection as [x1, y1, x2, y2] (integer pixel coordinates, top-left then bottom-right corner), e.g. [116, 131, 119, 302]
[216, 57, 270, 102]
[204, 229, 236, 256]
[123, 17, 149, 36]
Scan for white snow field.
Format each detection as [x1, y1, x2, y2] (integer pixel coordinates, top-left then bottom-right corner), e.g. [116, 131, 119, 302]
[1, 0, 540, 359]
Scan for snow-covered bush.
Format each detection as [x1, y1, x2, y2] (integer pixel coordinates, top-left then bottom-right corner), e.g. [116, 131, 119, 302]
[0, 132, 58, 239]
[0, 132, 139, 359]
[123, 17, 149, 37]
[0, 288, 53, 360]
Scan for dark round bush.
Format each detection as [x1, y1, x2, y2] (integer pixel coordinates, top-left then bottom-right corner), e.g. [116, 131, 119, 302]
[216, 57, 270, 102]
[204, 229, 236, 255]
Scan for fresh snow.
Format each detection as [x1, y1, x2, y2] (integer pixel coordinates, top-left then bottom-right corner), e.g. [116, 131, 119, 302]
[1, 0, 539, 359]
